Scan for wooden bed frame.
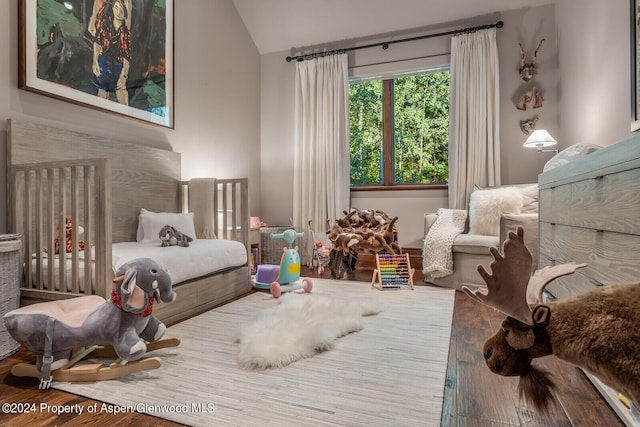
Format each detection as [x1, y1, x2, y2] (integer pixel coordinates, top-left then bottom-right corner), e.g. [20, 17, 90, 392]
[7, 119, 251, 325]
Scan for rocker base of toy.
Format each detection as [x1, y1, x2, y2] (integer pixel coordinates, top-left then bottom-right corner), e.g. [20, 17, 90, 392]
[251, 278, 313, 298]
[11, 337, 180, 386]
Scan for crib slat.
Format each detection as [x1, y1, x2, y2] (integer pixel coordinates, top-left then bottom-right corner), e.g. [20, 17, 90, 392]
[240, 179, 249, 252]
[231, 183, 237, 240]
[94, 159, 112, 299]
[47, 168, 56, 291]
[213, 184, 219, 238]
[58, 167, 67, 293]
[71, 166, 79, 293]
[69, 166, 80, 293]
[22, 171, 33, 290]
[35, 169, 43, 291]
[83, 165, 94, 297]
[221, 184, 228, 239]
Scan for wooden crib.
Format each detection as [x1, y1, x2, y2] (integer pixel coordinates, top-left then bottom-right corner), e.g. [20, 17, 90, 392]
[7, 119, 251, 324]
[9, 158, 113, 302]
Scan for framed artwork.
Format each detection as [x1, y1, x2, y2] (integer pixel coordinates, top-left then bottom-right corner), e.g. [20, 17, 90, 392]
[19, 0, 174, 128]
[632, 0, 640, 131]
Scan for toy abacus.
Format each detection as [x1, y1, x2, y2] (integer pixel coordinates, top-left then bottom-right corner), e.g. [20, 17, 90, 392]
[371, 253, 414, 290]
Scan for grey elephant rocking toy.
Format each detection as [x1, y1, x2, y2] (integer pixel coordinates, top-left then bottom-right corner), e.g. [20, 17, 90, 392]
[3, 258, 180, 389]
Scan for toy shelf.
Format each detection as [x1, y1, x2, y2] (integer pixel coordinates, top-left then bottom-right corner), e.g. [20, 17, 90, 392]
[371, 253, 414, 290]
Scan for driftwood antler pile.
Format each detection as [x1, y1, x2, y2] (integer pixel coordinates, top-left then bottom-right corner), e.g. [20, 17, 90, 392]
[464, 227, 640, 413]
[326, 209, 401, 279]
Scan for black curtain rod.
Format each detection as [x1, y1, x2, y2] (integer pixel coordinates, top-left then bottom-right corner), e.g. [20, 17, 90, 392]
[286, 20, 503, 62]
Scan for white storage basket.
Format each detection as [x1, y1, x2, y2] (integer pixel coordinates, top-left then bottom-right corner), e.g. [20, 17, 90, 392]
[0, 234, 21, 360]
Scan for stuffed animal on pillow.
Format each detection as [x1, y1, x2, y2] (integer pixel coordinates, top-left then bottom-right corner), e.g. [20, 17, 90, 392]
[159, 225, 193, 247]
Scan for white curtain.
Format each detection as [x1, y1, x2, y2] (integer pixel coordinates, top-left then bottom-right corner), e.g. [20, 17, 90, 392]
[293, 54, 350, 259]
[448, 28, 500, 209]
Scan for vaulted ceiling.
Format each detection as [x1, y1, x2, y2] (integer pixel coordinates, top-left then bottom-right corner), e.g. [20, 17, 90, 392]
[232, 0, 555, 55]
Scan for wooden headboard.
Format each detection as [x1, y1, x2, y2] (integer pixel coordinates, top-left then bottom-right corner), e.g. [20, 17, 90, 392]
[7, 119, 181, 243]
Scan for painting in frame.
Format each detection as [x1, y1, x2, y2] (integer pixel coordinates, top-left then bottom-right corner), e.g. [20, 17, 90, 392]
[19, 0, 174, 128]
[633, 0, 640, 131]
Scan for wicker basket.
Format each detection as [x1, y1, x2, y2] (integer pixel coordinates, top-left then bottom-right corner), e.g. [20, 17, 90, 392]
[0, 234, 21, 360]
[260, 226, 294, 265]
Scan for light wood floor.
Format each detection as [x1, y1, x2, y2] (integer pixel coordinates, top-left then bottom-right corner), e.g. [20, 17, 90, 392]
[0, 251, 623, 426]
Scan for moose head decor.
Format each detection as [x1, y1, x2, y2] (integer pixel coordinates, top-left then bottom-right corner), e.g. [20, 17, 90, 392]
[463, 227, 640, 413]
[518, 39, 545, 82]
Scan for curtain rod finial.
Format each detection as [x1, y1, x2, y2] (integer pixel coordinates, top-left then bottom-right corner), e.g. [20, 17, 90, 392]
[286, 56, 293, 62]
[496, 21, 504, 29]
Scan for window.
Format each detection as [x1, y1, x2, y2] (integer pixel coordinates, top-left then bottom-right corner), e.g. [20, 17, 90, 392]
[349, 69, 450, 188]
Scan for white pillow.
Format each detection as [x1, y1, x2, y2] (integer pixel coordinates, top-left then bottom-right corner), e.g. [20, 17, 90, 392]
[138, 208, 197, 243]
[469, 187, 523, 236]
[136, 218, 144, 242]
[543, 143, 602, 172]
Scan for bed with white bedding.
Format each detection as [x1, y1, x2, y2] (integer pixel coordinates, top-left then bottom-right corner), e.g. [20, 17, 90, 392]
[8, 119, 252, 325]
[32, 239, 248, 292]
[113, 240, 247, 283]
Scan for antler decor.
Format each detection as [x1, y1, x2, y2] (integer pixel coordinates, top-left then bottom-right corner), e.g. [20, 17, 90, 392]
[463, 227, 534, 325]
[518, 39, 545, 82]
[526, 262, 587, 305]
[463, 227, 586, 325]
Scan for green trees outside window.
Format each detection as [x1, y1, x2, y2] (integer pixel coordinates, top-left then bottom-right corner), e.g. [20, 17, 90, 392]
[349, 70, 450, 187]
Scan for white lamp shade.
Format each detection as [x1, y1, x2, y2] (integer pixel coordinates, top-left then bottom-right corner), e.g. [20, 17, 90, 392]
[523, 129, 557, 148]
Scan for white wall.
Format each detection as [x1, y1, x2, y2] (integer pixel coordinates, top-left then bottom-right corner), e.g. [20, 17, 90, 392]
[0, 0, 261, 233]
[260, 5, 559, 246]
[556, 0, 634, 147]
[260, 52, 296, 226]
[498, 5, 559, 183]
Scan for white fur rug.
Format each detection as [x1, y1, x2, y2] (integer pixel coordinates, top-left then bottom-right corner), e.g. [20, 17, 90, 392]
[51, 279, 455, 426]
[236, 293, 380, 369]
